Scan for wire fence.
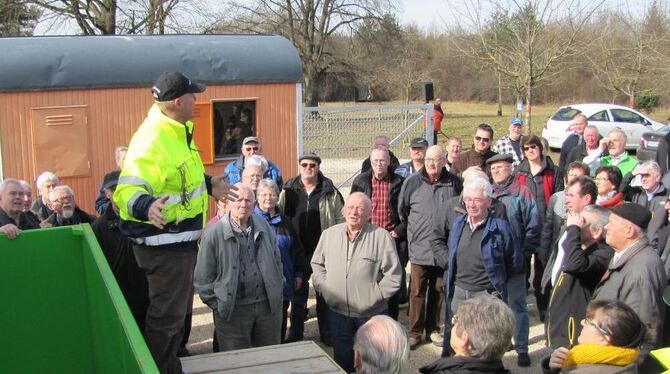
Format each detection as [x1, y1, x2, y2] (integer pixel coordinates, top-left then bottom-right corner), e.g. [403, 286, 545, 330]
[302, 104, 429, 189]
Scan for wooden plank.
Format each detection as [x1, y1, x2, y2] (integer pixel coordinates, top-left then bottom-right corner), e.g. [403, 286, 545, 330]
[181, 341, 344, 374]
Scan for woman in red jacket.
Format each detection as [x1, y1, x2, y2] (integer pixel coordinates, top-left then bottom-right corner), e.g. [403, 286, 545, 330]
[595, 166, 625, 208]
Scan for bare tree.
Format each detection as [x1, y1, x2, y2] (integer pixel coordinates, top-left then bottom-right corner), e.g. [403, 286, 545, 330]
[585, 4, 669, 107]
[0, 0, 41, 36]
[453, 0, 602, 133]
[216, 0, 396, 106]
[29, 0, 211, 35]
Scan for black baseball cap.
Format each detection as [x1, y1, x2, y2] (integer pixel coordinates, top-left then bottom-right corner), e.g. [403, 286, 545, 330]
[152, 72, 205, 101]
[410, 138, 429, 148]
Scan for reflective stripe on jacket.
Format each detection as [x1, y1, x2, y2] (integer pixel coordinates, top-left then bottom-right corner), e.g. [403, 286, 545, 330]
[113, 104, 207, 245]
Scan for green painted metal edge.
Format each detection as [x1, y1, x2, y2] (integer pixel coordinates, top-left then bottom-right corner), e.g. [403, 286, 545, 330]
[77, 224, 159, 373]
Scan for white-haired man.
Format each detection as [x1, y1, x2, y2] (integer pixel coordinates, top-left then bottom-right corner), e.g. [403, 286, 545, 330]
[312, 192, 401, 373]
[31, 171, 59, 220]
[625, 160, 668, 250]
[581, 128, 638, 176]
[354, 315, 409, 374]
[442, 178, 521, 357]
[593, 203, 666, 370]
[0, 179, 40, 239]
[43, 185, 94, 227]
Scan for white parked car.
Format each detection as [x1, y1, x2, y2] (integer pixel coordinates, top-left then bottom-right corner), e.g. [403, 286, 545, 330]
[542, 103, 667, 150]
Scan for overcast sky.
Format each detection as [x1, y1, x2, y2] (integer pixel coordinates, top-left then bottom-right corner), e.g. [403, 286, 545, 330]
[34, 0, 657, 35]
[398, 0, 653, 31]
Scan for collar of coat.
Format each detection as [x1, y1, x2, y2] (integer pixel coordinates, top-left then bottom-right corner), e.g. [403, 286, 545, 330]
[608, 236, 649, 270]
[220, 212, 267, 242]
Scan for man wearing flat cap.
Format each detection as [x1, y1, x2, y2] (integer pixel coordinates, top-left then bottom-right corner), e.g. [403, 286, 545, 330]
[278, 152, 344, 344]
[488, 152, 541, 367]
[113, 71, 238, 373]
[593, 203, 667, 368]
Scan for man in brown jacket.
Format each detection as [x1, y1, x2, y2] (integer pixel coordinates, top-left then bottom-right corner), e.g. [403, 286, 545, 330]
[450, 123, 498, 176]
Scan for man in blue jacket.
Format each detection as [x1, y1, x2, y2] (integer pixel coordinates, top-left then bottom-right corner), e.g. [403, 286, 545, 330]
[443, 178, 522, 356]
[225, 136, 283, 187]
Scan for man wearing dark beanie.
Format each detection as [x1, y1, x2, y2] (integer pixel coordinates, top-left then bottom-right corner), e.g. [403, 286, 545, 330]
[592, 203, 667, 371]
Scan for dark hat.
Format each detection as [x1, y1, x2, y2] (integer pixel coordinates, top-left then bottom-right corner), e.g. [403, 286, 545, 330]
[510, 118, 524, 126]
[299, 152, 322, 165]
[242, 136, 260, 145]
[410, 137, 429, 148]
[486, 153, 514, 165]
[102, 170, 121, 190]
[151, 72, 205, 101]
[609, 203, 652, 230]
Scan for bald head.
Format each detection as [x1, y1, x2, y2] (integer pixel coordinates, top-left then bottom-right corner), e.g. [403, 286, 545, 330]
[425, 145, 447, 179]
[354, 315, 409, 373]
[344, 192, 372, 231]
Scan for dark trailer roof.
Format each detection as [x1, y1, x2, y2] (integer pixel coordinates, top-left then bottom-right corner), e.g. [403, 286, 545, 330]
[0, 34, 303, 92]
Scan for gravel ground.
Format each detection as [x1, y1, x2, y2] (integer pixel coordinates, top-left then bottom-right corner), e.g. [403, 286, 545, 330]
[186, 279, 551, 373]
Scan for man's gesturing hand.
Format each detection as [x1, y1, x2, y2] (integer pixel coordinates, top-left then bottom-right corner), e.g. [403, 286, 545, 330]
[211, 175, 239, 202]
[148, 195, 169, 229]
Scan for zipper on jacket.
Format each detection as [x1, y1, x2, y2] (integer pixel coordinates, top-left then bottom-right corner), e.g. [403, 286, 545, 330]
[546, 272, 566, 347]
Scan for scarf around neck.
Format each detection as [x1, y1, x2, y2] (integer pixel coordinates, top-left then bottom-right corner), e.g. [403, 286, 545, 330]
[563, 343, 639, 369]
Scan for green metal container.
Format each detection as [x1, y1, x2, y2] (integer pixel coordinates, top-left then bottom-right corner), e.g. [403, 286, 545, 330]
[0, 225, 158, 373]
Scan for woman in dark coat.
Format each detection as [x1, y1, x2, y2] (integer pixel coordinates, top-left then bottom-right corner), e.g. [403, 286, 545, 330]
[514, 135, 561, 316]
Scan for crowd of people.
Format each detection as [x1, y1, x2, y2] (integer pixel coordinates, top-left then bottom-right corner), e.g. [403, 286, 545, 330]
[1, 72, 670, 374]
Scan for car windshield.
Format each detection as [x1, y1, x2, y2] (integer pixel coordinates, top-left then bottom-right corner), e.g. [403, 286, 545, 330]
[551, 107, 582, 121]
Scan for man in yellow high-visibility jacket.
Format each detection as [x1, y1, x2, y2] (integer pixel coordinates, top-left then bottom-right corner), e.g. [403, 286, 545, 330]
[114, 71, 237, 374]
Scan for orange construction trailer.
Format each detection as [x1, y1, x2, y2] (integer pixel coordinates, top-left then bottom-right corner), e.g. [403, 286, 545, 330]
[0, 34, 303, 215]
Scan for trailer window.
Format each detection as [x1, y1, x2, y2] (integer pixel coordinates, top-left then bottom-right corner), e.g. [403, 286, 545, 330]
[213, 101, 256, 160]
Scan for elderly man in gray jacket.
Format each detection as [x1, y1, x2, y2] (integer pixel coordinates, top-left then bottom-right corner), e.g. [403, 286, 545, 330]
[194, 184, 284, 352]
[312, 192, 401, 373]
[398, 145, 462, 349]
[592, 203, 667, 371]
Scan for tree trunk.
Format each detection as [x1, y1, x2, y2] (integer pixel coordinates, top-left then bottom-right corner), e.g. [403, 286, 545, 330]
[497, 71, 503, 117]
[525, 83, 532, 135]
[303, 67, 320, 107]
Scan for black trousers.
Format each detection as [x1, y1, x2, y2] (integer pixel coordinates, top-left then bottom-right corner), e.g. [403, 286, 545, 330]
[134, 243, 197, 374]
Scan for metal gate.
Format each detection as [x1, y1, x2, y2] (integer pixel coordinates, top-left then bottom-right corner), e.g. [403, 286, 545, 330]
[301, 104, 431, 190]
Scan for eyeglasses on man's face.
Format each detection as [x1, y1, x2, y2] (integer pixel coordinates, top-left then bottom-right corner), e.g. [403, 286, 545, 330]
[300, 163, 317, 169]
[474, 136, 490, 143]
